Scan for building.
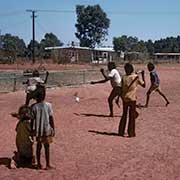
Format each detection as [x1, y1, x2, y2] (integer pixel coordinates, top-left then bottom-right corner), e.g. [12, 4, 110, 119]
[154, 53, 180, 62]
[45, 46, 123, 64]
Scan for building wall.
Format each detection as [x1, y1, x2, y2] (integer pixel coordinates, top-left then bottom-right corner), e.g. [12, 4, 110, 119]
[50, 48, 124, 64]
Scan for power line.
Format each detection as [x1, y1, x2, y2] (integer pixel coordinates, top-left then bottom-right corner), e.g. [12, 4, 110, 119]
[35, 9, 74, 13]
[26, 9, 180, 15]
[36, 20, 48, 34]
[107, 11, 180, 15]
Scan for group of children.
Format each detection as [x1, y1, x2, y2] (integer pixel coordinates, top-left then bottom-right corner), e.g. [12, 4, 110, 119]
[91, 62, 169, 137]
[9, 62, 169, 168]
[11, 70, 55, 169]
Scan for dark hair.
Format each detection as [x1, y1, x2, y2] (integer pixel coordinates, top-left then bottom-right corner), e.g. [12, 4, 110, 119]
[107, 62, 116, 71]
[147, 62, 155, 71]
[124, 63, 134, 75]
[32, 70, 39, 77]
[34, 85, 46, 102]
[18, 105, 32, 120]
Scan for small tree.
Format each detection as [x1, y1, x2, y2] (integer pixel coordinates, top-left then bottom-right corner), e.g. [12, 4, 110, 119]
[39, 33, 63, 58]
[75, 4, 110, 48]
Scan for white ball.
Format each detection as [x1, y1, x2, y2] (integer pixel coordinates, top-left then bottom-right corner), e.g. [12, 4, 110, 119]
[75, 96, 80, 103]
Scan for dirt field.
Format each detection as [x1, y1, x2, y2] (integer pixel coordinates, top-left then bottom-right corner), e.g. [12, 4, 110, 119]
[0, 64, 180, 180]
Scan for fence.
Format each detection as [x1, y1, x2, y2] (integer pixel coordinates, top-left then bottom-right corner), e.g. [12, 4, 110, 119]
[0, 69, 102, 93]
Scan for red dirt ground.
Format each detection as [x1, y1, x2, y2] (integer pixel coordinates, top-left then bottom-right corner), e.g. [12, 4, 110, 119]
[0, 64, 180, 180]
[0, 63, 99, 71]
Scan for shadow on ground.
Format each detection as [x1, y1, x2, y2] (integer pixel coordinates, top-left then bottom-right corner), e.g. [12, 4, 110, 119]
[0, 157, 11, 168]
[88, 130, 120, 137]
[74, 113, 121, 118]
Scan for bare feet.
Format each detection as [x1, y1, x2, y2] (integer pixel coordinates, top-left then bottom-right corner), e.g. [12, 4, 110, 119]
[45, 165, 55, 170]
[135, 111, 139, 119]
[36, 164, 42, 170]
[166, 101, 170, 107]
[136, 103, 144, 109]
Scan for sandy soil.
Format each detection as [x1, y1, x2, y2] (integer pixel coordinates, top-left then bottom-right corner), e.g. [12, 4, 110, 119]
[0, 65, 180, 180]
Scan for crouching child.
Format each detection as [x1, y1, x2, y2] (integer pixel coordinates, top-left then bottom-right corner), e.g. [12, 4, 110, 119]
[11, 105, 35, 168]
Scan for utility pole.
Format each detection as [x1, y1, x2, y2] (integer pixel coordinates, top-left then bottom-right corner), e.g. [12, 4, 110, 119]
[26, 10, 37, 63]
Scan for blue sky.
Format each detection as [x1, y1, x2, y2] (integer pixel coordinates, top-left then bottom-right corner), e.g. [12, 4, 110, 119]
[1, 0, 180, 46]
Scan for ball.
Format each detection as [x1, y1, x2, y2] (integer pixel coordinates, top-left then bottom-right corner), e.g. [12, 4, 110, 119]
[75, 96, 80, 103]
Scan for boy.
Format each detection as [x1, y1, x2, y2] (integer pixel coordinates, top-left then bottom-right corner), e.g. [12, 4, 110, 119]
[91, 62, 122, 117]
[31, 88, 55, 170]
[24, 70, 49, 105]
[118, 63, 145, 137]
[11, 105, 34, 167]
[144, 62, 169, 107]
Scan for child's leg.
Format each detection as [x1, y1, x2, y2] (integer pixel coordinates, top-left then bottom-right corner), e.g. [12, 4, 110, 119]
[144, 86, 154, 107]
[128, 101, 136, 137]
[156, 89, 170, 106]
[108, 87, 120, 116]
[115, 96, 121, 108]
[44, 143, 50, 168]
[118, 101, 128, 136]
[115, 87, 122, 108]
[36, 142, 42, 168]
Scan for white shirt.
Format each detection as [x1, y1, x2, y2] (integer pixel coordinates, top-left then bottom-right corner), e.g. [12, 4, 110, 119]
[108, 69, 121, 88]
[32, 102, 53, 137]
[26, 77, 44, 92]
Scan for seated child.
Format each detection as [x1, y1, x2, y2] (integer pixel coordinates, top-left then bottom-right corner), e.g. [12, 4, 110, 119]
[24, 70, 49, 105]
[11, 105, 35, 168]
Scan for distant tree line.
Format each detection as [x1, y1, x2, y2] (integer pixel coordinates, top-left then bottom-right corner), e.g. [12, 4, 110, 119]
[0, 32, 63, 61]
[0, 4, 180, 63]
[113, 35, 180, 55]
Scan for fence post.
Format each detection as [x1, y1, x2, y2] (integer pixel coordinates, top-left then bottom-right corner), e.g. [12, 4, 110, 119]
[13, 74, 16, 92]
[83, 70, 86, 84]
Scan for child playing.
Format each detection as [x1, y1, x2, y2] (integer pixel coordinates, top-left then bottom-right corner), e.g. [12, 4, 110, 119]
[144, 62, 169, 107]
[91, 62, 122, 117]
[24, 70, 49, 105]
[118, 63, 145, 137]
[31, 88, 55, 170]
[11, 105, 34, 167]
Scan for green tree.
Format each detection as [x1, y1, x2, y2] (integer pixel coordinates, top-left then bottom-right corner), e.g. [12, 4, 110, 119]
[145, 40, 154, 55]
[75, 4, 110, 48]
[113, 35, 138, 52]
[133, 40, 147, 52]
[2, 33, 26, 57]
[39, 33, 63, 58]
[27, 40, 40, 59]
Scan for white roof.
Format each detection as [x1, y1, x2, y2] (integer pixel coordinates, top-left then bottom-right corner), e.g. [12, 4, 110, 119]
[154, 53, 180, 55]
[45, 46, 114, 52]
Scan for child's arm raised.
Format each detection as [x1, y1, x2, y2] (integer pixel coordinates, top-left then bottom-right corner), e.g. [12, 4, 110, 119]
[90, 68, 110, 84]
[43, 71, 49, 84]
